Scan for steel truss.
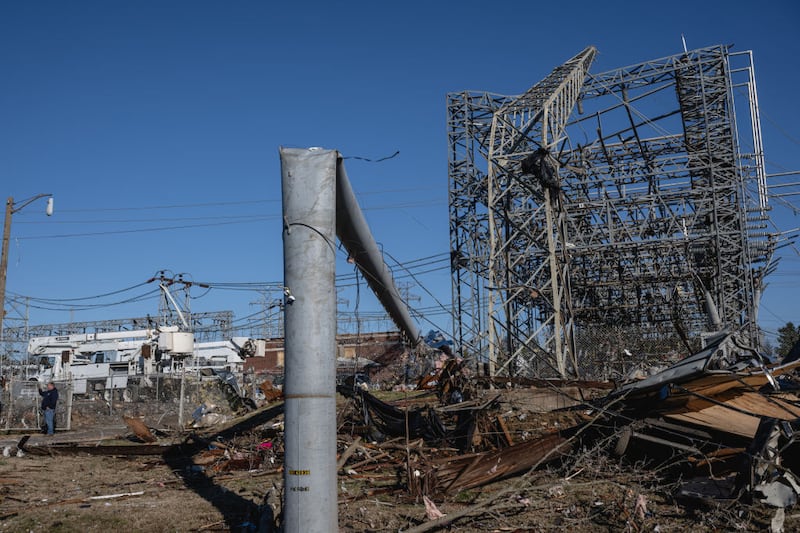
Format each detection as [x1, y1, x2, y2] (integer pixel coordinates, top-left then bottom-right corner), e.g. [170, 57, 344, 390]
[2, 311, 234, 344]
[448, 45, 774, 378]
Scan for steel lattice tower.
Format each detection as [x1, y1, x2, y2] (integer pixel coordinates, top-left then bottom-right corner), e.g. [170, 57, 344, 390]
[448, 45, 774, 379]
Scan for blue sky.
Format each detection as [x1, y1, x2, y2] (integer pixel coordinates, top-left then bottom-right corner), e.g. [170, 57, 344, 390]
[1, 1, 799, 344]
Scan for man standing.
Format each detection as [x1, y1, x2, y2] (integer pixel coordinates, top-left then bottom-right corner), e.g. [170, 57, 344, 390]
[39, 381, 58, 436]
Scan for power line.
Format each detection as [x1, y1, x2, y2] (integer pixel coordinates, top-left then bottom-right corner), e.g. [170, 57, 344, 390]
[53, 199, 280, 213]
[16, 213, 276, 225]
[11, 288, 161, 312]
[8, 281, 151, 303]
[15, 216, 279, 240]
[14, 200, 445, 240]
[17, 186, 441, 216]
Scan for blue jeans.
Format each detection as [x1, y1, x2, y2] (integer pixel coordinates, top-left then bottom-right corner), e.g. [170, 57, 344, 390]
[44, 408, 55, 435]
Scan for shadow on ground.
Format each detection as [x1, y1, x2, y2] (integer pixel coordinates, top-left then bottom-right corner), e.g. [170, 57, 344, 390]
[161, 403, 284, 531]
[163, 445, 262, 530]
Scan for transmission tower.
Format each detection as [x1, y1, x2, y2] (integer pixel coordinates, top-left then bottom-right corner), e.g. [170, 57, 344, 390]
[448, 45, 774, 379]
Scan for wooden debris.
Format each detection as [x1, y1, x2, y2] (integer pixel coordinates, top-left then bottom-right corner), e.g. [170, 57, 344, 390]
[423, 495, 446, 520]
[192, 448, 226, 466]
[259, 380, 284, 403]
[195, 402, 284, 441]
[211, 456, 262, 472]
[22, 443, 171, 456]
[347, 451, 390, 471]
[411, 432, 573, 497]
[495, 415, 513, 446]
[663, 391, 800, 438]
[123, 416, 157, 443]
[89, 491, 145, 501]
[336, 437, 362, 470]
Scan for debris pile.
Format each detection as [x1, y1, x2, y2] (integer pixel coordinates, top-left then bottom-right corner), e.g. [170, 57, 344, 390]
[5, 330, 800, 530]
[333, 331, 800, 528]
[602, 332, 800, 509]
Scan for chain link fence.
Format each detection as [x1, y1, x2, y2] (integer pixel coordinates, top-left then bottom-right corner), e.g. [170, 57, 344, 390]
[0, 371, 257, 433]
[573, 324, 694, 381]
[486, 323, 698, 380]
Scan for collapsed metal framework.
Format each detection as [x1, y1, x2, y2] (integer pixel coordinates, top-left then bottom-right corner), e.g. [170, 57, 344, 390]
[448, 45, 774, 378]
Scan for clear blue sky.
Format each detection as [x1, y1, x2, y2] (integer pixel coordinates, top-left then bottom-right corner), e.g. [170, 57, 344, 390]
[2, 1, 798, 344]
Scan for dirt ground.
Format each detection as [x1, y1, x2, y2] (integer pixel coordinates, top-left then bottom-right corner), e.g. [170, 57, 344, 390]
[0, 388, 797, 532]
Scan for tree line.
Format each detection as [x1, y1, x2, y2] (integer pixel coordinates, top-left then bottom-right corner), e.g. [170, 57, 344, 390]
[777, 322, 800, 357]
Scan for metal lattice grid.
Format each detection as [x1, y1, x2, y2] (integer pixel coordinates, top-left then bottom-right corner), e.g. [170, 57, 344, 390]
[448, 45, 774, 379]
[2, 311, 235, 343]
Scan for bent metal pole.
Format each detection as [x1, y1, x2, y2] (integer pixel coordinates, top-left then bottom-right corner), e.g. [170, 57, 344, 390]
[280, 147, 338, 532]
[335, 161, 421, 345]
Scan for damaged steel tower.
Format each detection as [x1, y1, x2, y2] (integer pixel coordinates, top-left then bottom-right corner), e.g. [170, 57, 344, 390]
[448, 45, 774, 379]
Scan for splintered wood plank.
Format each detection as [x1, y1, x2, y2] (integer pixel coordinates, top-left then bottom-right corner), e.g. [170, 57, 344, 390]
[445, 432, 571, 493]
[672, 360, 800, 399]
[664, 392, 800, 438]
[665, 409, 760, 438]
[496, 415, 513, 446]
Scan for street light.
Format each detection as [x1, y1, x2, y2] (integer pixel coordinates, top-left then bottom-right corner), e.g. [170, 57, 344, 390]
[0, 194, 54, 345]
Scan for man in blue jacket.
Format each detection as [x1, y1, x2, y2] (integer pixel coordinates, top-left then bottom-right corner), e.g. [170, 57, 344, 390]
[39, 381, 58, 435]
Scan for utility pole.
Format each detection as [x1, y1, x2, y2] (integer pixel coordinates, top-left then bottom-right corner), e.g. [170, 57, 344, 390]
[24, 297, 29, 378]
[0, 198, 12, 340]
[150, 271, 213, 336]
[280, 146, 422, 532]
[0, 194, 53, 364]
[281, 147, 338, 532]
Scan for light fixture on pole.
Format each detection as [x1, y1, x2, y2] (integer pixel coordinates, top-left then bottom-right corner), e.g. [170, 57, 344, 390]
[0, 194, 54, 345]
